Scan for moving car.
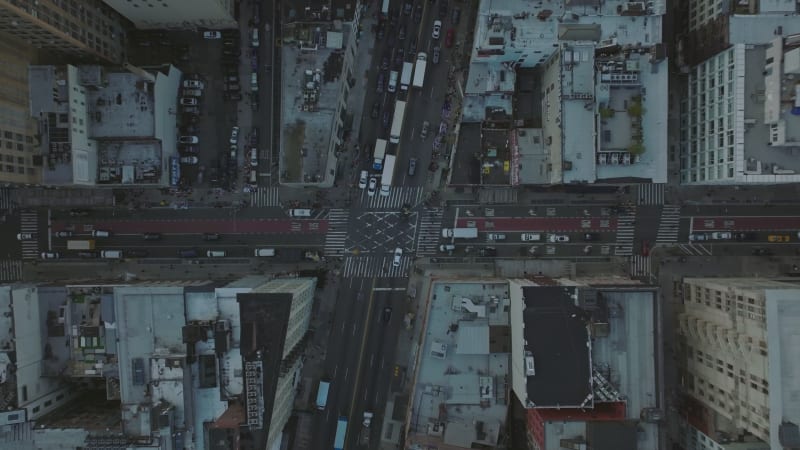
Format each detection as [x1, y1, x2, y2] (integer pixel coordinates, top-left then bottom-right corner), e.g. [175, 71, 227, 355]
[452, 7, 461, 24]
[230, 126, 240, 144]
[207, 250, 226, 257]
[486, 233, 506, 241]
[420, 121, 430, 139]
[69, 209, 90, 216]
[383, 307, 393, 322]
[521, 233, 541, 242]
[439, 244, 455, 252]
[734, 232, 756, 241]
[408, 158, 417, 176]
[254, 248, 276, 257]
[432, 46, 441, 64]
[444, 29, 455, 48]
[143, 233, 162, 240]
[180, 97, 198, 106]
[179, 135, 199, 144]
[358, 170, 368, 189]
[54, 231, 72, 237]
[393, 247, 403, 267]
[183, 89, 202, 97]
[414, 5, 423, 23]
[180, 156, 199, 164]
[91, 230, 111, 237]
[582, 233, 599, 241]
[548, 234, 570, 243]
[711, 231, 732, 240]
[432, 20, 442, 39]
[768, 234, 790, 243]
[368, 177, 377, 197]
[479, 247, 497, 257]
[203, 233, 220, 241]
[689, 233, 708, 241]
[371, 101, 380, 119]
[203, 31, 222, 39]
[40, 252, 60, 259]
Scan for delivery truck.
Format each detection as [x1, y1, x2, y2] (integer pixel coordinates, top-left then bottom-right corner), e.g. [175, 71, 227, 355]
[67, 240, 95, 250]
[412, 52, 427, 88]
[334, 416, 347, 450]
[389, 101, 407, 144]
[400, 62, 413, 91]
[373, 138, 388, 170]
[380, 154, 396, 196]
[441, 228, 478, 239]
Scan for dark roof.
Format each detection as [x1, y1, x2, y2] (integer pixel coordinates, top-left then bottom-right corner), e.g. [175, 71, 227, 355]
[238, 292, 294, 447]
[586, 421, 638, 449]
[522, 286, 592, 408]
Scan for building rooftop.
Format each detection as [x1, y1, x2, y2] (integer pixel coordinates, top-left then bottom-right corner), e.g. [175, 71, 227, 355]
[28, 64, 181, 187]
[407, 280, 510, 449]
[279, 23, 349, 185]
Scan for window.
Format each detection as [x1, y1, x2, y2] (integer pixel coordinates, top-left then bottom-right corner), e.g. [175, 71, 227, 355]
[21, 385, 27, 402]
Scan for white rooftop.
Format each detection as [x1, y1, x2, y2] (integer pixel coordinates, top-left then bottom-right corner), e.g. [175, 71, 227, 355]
[765, 288, 800, 450]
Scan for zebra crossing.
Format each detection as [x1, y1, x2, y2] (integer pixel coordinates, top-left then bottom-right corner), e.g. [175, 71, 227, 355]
[20, 210, 39, 260]
[415, 207, 444, 256]
[656, 205, 681, 243]
[614, 207, 636, 256]
[0, 187, 14, 210]
[629, 255, 652, 279]
[250, 186, 281, 207]
[636, 183, 666, 205]
[0, 260, 23, 282]
[342, 255, 412, 278]
[360, 187, 424, 210]
[324, 209, 350, 256]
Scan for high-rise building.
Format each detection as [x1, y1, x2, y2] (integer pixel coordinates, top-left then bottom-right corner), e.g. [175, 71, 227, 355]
[103, 0, 236, 30]
[675, 277, 800, 449]
[0, 0, 128, 64]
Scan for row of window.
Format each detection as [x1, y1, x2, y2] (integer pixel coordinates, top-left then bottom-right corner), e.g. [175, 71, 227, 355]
[0, 165, 34, 175]
[681, 164, 736, 182]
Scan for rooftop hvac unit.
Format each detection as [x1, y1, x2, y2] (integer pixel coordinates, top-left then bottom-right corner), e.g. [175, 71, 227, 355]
[525, 351, 536, 376]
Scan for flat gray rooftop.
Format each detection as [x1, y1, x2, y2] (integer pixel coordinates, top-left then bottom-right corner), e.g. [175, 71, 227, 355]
[88, 72, 155, 138]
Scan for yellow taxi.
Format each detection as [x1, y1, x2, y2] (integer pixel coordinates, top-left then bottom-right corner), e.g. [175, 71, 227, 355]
[768, 235, 790, 243]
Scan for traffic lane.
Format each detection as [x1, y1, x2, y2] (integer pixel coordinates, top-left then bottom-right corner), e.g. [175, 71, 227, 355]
[690, 216, 800, 231]
[51, 206, 290, 221]
[316, 278, 371, 450]
[50, 218, 329, 234]
[453, 217, 618, 232]
[457, 205, 623, 218]
[50, 233, 322, 249]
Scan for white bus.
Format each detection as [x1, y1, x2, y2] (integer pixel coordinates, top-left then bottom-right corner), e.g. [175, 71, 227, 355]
[389, 100, 407, 144]
[381, 0, 390, 15]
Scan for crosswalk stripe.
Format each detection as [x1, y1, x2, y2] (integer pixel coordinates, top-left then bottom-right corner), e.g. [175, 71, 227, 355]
[360, 187, 423, 210]
[342, 255, 411, 278]
[0, 188, 14, 211]
[20, 211, 39, 260]
[636, 183, 666, 206]
[324, 209, 350, 256]
[0, 260, 23, 282]
[614, 207, 636, 256]
[416, 207, 444, 256]
[656, 205, 681, 243]
[250, 186, 280, 207]
[629, 255, 651, 279]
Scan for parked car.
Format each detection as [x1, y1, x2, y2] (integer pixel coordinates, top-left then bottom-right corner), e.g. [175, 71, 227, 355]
[486, 233, 506, 241]
[548, 234, 570, 243]
[180, 145, 198, 154]
[689, 233, 708, 241]
[414, 4, 423, 23]
[143, 233, 162, 240]
[408, 37, 417, 55]
[376, 72, 385, 93]
[403, 2, 412, 15]
[420, 121, 430, 139]
[432, 46, 441, 64]
[180, 97, 198, 106]
[711, 231, 732, 240]
[180, 156, 199, 164]
[583, 233, 599, 241]
[768, 234, 790, 243]
[479, 247, 497, 257]
[520, 233, 541, 242]
[54, 231, 73, 237]
[451, 7, 461, 24]
[183, 89, 202, 97]
[230, 126, 240, 144]
[224, 92, 243, 101]
[40, 252, 60, 259]
[203, 31, 222, 39]
[358, 170, 368, 189]
[16, 232, 33, 240]
[126, 250, 149, 257]
[179, 136, 199, 144]
[398, 24, 406, 40]
[734, 232, 756, 241]
[222, 48, 241, 56]
[444, 28, 455, 48]
[383, 306, 393, 322]
[408, 158, 417, 176]
[432, 20, 442, 39]
[77, 251, 98, 258]
[183, 80, 204, 89]
[69, 209, 90, 217]
[91, 230, 111, 238]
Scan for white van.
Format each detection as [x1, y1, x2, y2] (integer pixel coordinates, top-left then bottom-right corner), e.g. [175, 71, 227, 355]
[316, 379, 330, 410]
[206, 250, 226, 257]
[289, 209, 312, 217]
[250, 148, 258, 166]
[254, 248, 276, 257]
[250, 72, 258, 92]
[249, 171, 257, 184]
[101, 250, 122, 259]
[92, 230, 111, 238]
[251, 28, 260, 47]
[388, 70, 399, 93]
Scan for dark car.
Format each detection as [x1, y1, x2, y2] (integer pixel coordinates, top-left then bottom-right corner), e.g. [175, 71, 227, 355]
[398, 24, 406, 40]
[734, 232, 756, 241]
[126, 250, 149, 257]
[179, 249, 198, 258]
[371, 100, 380, 119]
[382, 111, 391, 128]
[376, 72, 385, 93]
[77, 251, 98, 258]
[250, 127, 259, 146]
[438, 1, 448, 19]
[444, 28, 455, 48]
[408, 158, 417, 176]
[451, 7, 461, 24]
[583, 233, 599, 241]
[203, 233, 220, 241]
[381, 54, 390, 71]
[224, 92, 242, 101]
[403, 2, 412, 15]
[414, 4, 423, 23]
[394, 48, 404, 67]
[143, 233, 162, 241]
[382, 307, 393, 322]
[479, 247, 497, 257]
[752, 248, 773, 256]
[69, 209, 91, 217]
[376, 21, 385, 40]
[432, 46, 441, 64]
[408, 37, 417, 55]
[222, 48, 241, 56]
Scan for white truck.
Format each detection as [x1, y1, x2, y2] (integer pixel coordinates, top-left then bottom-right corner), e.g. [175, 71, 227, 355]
[67, 240, 95, 250]
[359, 411, 374, 445]
[400, 62, 413, 91]
[412, 52, 427, 88]
[380, 154, 396, 196]
[389, 101, 407, 144]
[388, 70, 399, 93]
[373, 138, 388, 170]
[441, 228, 478, 239]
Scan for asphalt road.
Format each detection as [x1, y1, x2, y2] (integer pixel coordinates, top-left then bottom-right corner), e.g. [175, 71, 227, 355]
[313, 276, 408, 450]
